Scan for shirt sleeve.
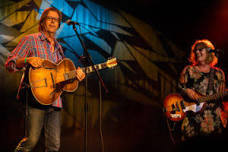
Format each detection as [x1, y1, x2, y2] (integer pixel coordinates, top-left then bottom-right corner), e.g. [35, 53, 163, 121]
[5, 36, 31, 72]
[178, 65, 190, 92]
[218, 68, 226, 83]
[215, 68, 226, 93]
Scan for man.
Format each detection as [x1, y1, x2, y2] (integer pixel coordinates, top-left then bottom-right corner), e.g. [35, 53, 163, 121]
[5, 7, 85, 152]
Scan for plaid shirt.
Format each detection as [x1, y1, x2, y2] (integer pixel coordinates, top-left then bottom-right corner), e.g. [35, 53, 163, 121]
[5, 32, 64, 108]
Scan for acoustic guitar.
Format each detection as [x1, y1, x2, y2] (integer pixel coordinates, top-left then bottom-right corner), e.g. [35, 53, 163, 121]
[29, 57, 117, 105]
[163, 90, 228, 122]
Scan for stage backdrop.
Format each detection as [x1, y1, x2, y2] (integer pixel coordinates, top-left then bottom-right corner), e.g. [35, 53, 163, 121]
[0, 0, 185, 148]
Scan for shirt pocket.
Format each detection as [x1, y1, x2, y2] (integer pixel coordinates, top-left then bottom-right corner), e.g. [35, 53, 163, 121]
[31, 47, 47, 59]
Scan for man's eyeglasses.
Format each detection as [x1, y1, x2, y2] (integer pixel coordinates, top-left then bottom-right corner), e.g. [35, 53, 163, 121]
[46, 16, 59, 22]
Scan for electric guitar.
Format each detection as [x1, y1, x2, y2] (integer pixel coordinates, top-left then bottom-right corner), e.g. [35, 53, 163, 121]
[163, 90, 228, 122]
[29, 57, 117, 105]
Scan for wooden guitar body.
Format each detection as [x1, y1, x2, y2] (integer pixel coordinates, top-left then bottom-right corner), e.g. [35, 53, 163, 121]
[163, 90, 228, 122]
[28, 57, 117, 105]
[163, 94, 186, 122]
[29, 58, 79, 105]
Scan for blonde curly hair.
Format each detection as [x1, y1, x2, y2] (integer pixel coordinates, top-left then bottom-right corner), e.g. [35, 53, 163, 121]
[189, 39, 218, 66]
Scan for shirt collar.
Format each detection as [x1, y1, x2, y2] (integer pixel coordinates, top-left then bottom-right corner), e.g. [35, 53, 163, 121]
[39, 32, 47, 41]
[39, 32, 61, 50]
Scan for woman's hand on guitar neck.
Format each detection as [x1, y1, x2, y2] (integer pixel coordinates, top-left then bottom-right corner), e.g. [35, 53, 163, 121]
[184, 88, 201, 100]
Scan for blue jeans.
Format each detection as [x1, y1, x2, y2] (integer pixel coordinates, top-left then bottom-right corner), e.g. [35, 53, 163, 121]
[15, 106, 61, 152]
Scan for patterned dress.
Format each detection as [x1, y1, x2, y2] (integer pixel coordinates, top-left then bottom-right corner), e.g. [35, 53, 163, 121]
[179, 65, 225, 140]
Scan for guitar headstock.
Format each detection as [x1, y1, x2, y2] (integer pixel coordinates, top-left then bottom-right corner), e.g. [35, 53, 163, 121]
[106, 57, 118, 68]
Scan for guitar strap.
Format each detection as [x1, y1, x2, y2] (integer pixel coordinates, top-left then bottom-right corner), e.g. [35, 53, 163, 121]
[207, 68, 215, 95]
[16, 64, 31, 101]
[59, 48, 65, 58]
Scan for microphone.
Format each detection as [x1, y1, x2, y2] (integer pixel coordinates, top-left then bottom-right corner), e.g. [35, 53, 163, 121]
[65, 19, 80, 25]
[209, 48, 223, 53]
[209, 48, 224, 57]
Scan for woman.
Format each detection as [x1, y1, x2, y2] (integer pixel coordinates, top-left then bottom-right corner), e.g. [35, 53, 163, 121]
[179, 39, 226, 141]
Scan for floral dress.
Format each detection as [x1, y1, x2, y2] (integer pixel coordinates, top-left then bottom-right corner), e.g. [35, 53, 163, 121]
[179, 65, 225, 140]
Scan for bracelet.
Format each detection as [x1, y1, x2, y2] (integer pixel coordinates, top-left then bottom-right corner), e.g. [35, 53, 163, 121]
[24, 57, 27, 63]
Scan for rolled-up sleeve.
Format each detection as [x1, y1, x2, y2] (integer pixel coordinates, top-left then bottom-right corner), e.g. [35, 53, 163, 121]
[216, 68, 226, 93]
[5, 36, 31, 72]
[178, 65, 191, 94]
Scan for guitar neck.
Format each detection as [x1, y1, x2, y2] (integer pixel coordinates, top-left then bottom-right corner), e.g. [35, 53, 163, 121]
[198, 91, 228, 103]
[82, 62, 107, 74]
[63, 57, 117, 81]
[64, 63, 108, 81]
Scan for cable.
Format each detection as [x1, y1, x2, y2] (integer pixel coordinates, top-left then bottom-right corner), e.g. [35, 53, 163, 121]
[99, 82, 105, 152]
[166, 118, 176, 145]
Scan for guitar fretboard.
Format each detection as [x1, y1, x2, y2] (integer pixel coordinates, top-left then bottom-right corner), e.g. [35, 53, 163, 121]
[63, 58, 117, 81]
[82, 63, 107, 74]
[198, 91, 228, 103]
[64, 63, 108, 81]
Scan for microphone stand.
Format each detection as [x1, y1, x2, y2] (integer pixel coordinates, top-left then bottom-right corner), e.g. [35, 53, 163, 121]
[71, 24, 108, 152]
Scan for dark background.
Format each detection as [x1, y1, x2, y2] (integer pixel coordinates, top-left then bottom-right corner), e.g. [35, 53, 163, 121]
[96, 0, 226, 49]
[95, 0, 228, 77]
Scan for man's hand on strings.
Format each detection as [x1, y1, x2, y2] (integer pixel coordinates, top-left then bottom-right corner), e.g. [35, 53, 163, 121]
[27, 57, 43, 68]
